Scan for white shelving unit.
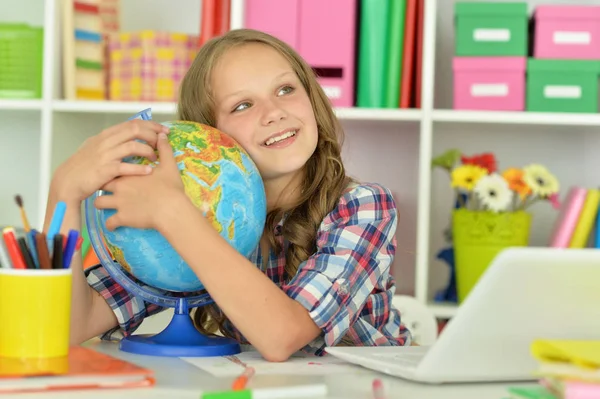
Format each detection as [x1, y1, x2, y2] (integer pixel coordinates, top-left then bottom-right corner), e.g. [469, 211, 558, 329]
[3, 0, 600, 319]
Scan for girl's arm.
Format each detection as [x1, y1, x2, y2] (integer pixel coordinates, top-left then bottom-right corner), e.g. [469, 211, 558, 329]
[156, 194, 322, 361]
[45, 119, 167, 344]
[44, 181, 118, 345]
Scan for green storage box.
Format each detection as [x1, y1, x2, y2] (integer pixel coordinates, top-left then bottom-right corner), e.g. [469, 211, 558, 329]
[527, 59, 600, 113]
[455, 2, 528, 56]
[0, 23, 43, 99]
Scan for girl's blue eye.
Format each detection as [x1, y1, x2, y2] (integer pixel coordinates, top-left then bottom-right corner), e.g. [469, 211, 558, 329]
[233, 102, 251, 112]
[278, 85, 294, 96]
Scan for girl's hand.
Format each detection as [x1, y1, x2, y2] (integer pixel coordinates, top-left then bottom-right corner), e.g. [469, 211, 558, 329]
[53, 119, 169, 203]
[94, 133, 186, 231]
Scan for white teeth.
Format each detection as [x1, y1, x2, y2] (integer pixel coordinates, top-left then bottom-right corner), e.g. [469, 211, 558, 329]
[265, 130, 296, 146]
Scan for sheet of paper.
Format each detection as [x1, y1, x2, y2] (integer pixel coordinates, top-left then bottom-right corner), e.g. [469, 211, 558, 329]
[180, 350, 370, 377]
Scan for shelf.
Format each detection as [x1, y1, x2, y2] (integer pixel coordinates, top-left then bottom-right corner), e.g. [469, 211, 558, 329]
[52, 100, 178, 114]
[428, 302, 458, 319]
[51, 100, 422, 122]
[0, 99, 44, 111]
[433, 109, 600, 127]
[335, 107, 422, 121]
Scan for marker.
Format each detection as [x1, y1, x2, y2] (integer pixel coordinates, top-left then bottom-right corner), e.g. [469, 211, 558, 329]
[2, 227, 26, 269]
[47, 201, 67, 255]
[17, 237, 35, 269]
[0, 235, 12, 268]
[63, 230, 79, 268]
[201, 383, 327, 399]
[27, 230, 40, 268]
[52, 234, 64, 270]
[372, 378, 385, 399]
[35, 233, 51, 270]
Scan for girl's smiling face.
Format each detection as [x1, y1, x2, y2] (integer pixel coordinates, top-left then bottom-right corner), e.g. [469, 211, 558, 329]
[211, 43, 318, 182]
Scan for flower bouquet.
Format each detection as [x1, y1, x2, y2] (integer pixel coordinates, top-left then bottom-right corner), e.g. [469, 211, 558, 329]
[432, 149, 560, 303]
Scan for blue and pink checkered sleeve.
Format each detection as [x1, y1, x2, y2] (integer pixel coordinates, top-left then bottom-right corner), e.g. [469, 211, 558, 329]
[85, 265, 165, 341]
[282, 183, 411, 354]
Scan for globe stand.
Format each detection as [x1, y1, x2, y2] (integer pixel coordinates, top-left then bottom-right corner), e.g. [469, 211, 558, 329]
[120, 298, 240, 357]
[85, 190, 242, 358]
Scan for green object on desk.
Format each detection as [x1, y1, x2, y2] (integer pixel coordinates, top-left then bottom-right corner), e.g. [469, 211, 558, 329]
[507, 386, 558, 399]
[202, 390, 251, 399]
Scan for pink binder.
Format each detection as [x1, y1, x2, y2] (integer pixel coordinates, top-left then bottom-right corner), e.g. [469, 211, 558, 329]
[298, 0, 357, 107]
[243, 0, 300, 49]
[549, 187, 588, 247]
[243, 0, 357, 107]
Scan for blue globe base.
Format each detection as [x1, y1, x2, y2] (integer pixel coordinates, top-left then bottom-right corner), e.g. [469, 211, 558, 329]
[120, 298, 241, 357]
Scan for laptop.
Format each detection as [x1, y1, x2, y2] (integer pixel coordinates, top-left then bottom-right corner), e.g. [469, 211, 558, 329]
[325, 247, 600, 384]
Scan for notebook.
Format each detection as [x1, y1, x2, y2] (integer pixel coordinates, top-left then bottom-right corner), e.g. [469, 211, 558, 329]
[549, 187, 587, 248]
[0, 346, 154, 394]
[531, 339, 600, 382]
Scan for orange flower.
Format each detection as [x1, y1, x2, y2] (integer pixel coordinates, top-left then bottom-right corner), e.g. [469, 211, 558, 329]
[502, 168, 531, 199]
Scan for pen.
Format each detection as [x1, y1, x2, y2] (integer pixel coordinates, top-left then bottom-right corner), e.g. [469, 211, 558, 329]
[63, 230, 79, 268]
[2, 227, 26, 269]
[202, 383, 327, 399]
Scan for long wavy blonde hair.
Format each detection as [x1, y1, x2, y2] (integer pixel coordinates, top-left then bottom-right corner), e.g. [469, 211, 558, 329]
[177, 29, 351, 338]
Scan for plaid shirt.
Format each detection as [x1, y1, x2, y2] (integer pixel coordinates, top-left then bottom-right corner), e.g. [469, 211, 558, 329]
[85, 182, 412, 355]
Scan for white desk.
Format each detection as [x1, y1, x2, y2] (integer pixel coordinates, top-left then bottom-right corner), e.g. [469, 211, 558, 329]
[12, 341, 535, 399]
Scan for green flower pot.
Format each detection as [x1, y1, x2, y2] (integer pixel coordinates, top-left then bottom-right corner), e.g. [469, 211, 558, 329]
[452, 209, 531, 303]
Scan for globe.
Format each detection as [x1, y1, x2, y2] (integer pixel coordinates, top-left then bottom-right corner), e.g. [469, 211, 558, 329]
[84, 117, 266, 357]
[99, 120, 267, 293]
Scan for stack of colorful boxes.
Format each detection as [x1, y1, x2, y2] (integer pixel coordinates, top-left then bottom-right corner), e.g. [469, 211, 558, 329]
[108, 31, 199, 102]
[453, 2, 528, 111]
[528, 5, 600, 113]
[453, 2, 600, 113]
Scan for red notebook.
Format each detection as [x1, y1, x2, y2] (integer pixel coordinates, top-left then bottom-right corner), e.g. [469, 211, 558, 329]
[0, 346, 154, 394]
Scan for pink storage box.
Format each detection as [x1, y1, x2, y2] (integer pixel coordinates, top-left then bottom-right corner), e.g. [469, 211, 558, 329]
[297, 0, 357, 107]
[453, 57, 526, 111]
[108, 31, 199, 102]
[534, 6, 600, 59]
[244, 0, 299, 49]
[244, 0, 357, 107]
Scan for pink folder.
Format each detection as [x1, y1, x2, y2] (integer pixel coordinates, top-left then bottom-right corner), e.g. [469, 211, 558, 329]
[549, 187, 588, 247]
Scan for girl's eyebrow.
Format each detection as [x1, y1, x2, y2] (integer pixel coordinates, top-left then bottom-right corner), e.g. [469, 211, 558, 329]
[221, 71, 296, 102]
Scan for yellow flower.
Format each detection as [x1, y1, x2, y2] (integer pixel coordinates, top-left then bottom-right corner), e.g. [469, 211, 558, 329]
[523, 164, 559, 197]
[451, 165, 487, 191]
[502, 168, 532, 199]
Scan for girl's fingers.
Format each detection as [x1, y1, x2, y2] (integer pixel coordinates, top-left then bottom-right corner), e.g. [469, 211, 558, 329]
[104, 214, 121, 231]
[94, 194, 118, 210]
[156, 133, 176, 169]
[110, 163, 153, 179]
[113, 140, 158, 162]
[103, 120, 169, 149]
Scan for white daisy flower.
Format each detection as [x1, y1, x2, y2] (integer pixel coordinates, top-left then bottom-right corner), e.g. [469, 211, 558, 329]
[523, 164, 560, 197]
[473, 173, 513, 213]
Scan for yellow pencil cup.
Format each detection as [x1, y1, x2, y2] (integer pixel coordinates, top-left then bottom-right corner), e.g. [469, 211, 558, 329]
[452, 209, 531, 303]
[0, 268, 72, 359]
